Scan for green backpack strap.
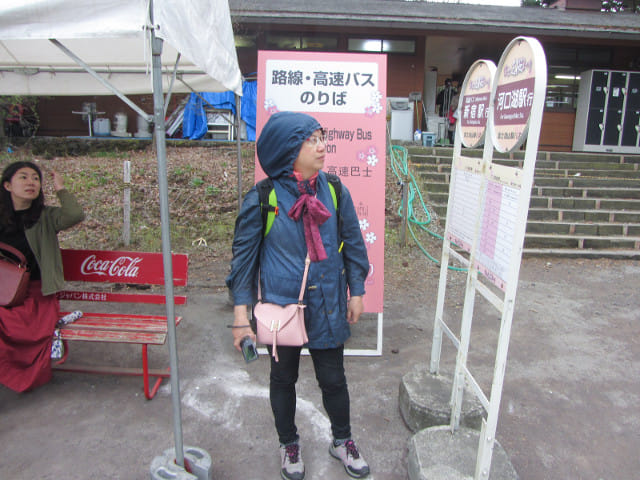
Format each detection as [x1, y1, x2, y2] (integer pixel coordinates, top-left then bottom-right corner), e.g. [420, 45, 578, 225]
[257, 178, 278, 237]
[325, 173, 343, 252]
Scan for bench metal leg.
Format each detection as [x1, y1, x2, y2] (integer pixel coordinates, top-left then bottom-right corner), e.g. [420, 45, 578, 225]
[53, 341, 170, 400]
[142, 344, 170, 400]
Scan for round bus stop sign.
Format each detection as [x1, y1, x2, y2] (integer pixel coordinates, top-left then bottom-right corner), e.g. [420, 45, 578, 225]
[459, 59, 496, 149]
[491, 37, 546, 153]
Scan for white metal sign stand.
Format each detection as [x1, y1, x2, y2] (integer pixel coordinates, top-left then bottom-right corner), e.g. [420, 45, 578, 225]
[430, 59, 496, 375]
[431, 37, 547, 479]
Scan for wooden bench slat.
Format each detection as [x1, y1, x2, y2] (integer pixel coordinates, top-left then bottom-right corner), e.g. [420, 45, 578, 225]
[59, 329, 167, 344]
[59, 314, 181, 333]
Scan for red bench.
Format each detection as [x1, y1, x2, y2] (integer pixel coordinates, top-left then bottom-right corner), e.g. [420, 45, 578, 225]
[53, 249, 188, 400]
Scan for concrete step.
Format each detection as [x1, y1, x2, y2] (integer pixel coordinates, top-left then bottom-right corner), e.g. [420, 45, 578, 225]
[429, 203, 640, 225]
[529, 197, 640, 211]
[411, 160, 640, 174]
[410, 156, 640, 173]
[523, 233, 640, 249]
[418, 179, 640, 199]
[533, 177, 640, 188]
[404, 146, 640, 164]
[532, 186, 640, 199]
[414, 168, 640, 185]
[526, 221, 640, 236]
[528, 209, 640, 223]
[522, 248, 640, 259]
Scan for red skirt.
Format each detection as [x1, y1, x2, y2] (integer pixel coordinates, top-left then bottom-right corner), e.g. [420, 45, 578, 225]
[0, 280, 60, 392]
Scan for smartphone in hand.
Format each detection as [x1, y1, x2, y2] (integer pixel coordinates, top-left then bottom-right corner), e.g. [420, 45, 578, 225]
[240, 336, 259, 363]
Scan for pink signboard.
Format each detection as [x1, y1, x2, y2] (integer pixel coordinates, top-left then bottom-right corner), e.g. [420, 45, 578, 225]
[256, 51, 387, 313]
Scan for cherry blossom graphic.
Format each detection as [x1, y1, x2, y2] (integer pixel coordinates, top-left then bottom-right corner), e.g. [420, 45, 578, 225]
[264, 99, 279, 115]
[365, 231, 377, 245]
[359, 219, 370, 231]
[364, 90, 383, 117]
[369, 102, 383, 114]
[367, 153, 379, 167]
[356, 151, 367, 163]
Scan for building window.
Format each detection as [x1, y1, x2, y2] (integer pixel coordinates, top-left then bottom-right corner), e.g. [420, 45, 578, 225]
[348, 37, 416, 54]
[544, 45, 613, 111]
[546, 67, 581, 110]
[234, 35, 257, 49]
[265, 33, 337, 51]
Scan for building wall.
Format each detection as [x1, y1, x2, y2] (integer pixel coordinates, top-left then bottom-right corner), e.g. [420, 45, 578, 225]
[35, 94, 188, 138]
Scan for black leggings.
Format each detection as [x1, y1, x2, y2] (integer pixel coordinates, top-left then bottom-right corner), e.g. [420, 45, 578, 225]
[269, 345, 351, 445]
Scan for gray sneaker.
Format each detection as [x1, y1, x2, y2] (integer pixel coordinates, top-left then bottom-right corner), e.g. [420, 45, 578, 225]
[280, 442, 305, 480]
[329, 439, 370, 478]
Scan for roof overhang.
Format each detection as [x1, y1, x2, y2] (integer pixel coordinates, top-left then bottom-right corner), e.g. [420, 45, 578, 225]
[229, 0, 640, 42]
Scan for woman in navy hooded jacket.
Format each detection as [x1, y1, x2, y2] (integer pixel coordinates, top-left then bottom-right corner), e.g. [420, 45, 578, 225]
[226, 112, 371, 479]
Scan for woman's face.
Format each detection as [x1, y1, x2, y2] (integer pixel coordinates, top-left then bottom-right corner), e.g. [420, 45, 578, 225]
[3, 167, 41, 210]
[293, 129, 327, 179]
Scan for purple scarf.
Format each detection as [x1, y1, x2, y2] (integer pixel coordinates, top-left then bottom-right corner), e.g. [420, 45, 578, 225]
[288, 174, 331, 262]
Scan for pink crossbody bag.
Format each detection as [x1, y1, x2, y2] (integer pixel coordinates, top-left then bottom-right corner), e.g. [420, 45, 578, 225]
[254, 255, 310, 362]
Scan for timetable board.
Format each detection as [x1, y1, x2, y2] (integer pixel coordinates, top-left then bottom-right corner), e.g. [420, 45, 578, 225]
[474, 163, 523, 291]
[446, 155, 484, 254]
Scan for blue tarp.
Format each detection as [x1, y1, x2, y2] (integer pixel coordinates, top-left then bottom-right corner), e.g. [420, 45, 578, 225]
[182, 80, 257, 141]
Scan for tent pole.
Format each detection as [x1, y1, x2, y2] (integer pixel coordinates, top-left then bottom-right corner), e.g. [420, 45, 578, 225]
[150, 23, 185, 469]
[164, 53, 181, 117]
[236, 93, 243, 209]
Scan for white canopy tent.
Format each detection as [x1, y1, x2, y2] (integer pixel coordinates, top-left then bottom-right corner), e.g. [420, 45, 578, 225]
[0, 0, 242, 96]
[0, 1, 242, 476]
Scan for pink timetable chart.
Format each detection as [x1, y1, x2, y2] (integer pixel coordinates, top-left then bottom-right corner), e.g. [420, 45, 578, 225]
[474, 163, 522, 291]
[446, 155, 484, 254]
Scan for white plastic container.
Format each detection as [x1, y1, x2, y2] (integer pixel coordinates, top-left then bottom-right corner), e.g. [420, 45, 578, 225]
[111, 112, 131, 137]
[92, 118, 110, 136]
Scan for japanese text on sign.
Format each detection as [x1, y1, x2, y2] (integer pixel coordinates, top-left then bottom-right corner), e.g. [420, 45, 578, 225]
[265, 60, 381, 113]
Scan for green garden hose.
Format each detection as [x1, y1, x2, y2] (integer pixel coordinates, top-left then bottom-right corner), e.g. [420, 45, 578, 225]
[389, 144, 467, 272]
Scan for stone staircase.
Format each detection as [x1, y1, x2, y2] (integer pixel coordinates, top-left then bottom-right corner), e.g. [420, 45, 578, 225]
[407, 146, 640, 258]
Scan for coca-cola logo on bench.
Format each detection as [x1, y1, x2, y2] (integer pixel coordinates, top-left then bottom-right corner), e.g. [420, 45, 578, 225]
[80, 255, 142, 278]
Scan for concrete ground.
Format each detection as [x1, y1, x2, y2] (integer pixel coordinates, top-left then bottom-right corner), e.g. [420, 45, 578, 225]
[1, 257, 639, 479]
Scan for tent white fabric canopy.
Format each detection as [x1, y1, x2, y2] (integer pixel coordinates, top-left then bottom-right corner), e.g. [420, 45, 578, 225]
[0, 0, 242, 95]
[0, 1, 242, 474]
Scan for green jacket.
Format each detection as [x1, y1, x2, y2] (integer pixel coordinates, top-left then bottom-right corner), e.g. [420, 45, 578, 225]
[25, 189, 85, 296]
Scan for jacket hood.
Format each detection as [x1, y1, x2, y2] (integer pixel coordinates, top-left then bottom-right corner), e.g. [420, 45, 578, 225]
[256, 112, 322, 179]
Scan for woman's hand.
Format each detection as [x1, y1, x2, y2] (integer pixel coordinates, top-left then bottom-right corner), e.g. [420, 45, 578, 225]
[232, 305, 256, 352]
[51, 170, 65, 192]
[347, 295, 364, 324]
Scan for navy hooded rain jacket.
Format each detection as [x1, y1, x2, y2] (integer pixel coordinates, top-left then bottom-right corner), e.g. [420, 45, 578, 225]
[226, 112, 370, 349]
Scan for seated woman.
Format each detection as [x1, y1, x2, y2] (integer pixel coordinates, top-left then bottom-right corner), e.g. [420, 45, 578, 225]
[0, 161, 84, 392]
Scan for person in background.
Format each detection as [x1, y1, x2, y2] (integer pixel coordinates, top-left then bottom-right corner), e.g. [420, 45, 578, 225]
[0, 161, 84, 392]
[435, 78, 457, 118]
[226, 112, 371, 479]
[447, 93, 460, 145]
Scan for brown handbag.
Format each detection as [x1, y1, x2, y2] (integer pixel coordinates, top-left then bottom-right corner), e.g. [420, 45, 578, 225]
[0, 241, 31, 307]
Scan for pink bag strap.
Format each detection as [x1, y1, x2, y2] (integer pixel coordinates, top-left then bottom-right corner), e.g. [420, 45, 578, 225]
[0, 241, 27, 267]
[258, 253, 311, 303]
[297, 255, 311, 304]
